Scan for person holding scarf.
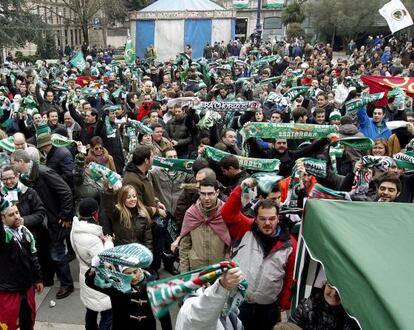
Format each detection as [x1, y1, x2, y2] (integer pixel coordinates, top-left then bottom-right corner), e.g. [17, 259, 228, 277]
[0, 200, 43, 330]
[179, 176, 231, 273]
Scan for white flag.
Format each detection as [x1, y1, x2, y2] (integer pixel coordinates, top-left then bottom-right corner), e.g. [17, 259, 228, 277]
[379, 0, 413, 34]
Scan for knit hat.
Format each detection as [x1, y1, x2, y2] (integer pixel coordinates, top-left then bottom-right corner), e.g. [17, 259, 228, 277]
[36, 121, 51, 136]
[0, 199, 12, 214]
[0, 137, 15, 153]
[79, 197, 99, 218]
[37, 133, 52, 149]
[329, 110, 342, 121]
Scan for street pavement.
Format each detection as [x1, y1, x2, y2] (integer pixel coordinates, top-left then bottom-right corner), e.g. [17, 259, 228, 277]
[35, 259, 178, 330]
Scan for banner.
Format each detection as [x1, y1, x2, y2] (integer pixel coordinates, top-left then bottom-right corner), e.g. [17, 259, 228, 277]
[195, 101, 261, 112]
[265, 0, 285, 9]
[203, 145, 281, 172]
[153, 156, 194, 174]
[241, 122, 337, 140]
[70, 51, 86, 72]
[124, 39, 135, 65]
[147, 261, 248, 319]
[344, 92, 385, 114]
[232, 0, 249, 9]
[379, 0, 413, 34]
[361, 76, 414, 106]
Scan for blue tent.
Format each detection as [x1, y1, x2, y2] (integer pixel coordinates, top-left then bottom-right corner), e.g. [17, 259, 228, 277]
[131, 0, 236, 60]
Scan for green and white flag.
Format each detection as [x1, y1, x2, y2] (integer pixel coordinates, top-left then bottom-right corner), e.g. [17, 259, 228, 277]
[203, 145, 280, 172]
[232, 0, 249, 9]
[124, 39, 135, 65]
[147, 261, 248, 319]
[241, 122, 337, 141]
[345, 92, 385, 114]
[70, 51, 86, 72]
[153, 156, 194, 174]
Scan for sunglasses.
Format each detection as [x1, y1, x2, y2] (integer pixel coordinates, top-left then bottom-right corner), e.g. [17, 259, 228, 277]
[93, 146, 103, 151]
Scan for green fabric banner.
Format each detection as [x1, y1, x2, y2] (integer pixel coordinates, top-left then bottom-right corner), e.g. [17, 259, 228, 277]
[124, 39, 135, 65]
[153, 156, 194, 174]
[70, 51, 86, 72]
[241, 122, 337, 140]
[203, 145, 281, 172]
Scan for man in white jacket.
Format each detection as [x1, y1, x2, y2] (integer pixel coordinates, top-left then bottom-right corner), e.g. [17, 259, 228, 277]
[175, 267, 244, 330]
[70, 198, 113, 330]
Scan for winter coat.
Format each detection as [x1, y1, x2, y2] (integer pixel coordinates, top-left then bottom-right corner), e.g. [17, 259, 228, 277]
[289, 289, 360, 330]
[122, 162, 158, 217]
[221, 185, 296, 309]
[149, 167, 193, 215]
[357, 106, 391, 140]
[110, 208, 153, 250]
[85, 270, 156, 330]
[175, 280, 244, 330]
[70, 217, 112, 312]
[46, 146, 74, 188]
[20, 162, 73, 241]
[85, 147, 116, 172]
[68, 103, 99, 145]
[166, 116, 192, 156]
[0, 224, 42, 291]
[179, 200, 230, 273]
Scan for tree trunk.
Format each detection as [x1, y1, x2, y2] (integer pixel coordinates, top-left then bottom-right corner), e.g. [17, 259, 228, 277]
[82, 21, 89, 46]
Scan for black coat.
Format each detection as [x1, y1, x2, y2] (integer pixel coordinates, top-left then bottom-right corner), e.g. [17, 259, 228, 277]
[46, 146, 74, 188]
[20, 162, 73, 240]
[0, 223, 42, 291]
[289, 290, 360, 330]
[166, 116, 192, 156]
[85, 269, 156, 330]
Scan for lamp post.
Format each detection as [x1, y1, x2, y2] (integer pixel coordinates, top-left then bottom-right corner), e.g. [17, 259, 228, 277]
[255, 0, 263, 47]
[58, 11, 65, 54]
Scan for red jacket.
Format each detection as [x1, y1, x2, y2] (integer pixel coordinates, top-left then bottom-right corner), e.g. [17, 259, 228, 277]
[136, 100, 153, 121]
[221, 185, 297, 310]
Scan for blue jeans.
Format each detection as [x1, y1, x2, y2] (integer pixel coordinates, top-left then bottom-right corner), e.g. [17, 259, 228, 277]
[49, 230, 74, 288]
[85, 308, 112, 330]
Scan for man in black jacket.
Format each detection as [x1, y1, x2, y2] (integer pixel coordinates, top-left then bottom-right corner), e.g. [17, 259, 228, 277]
[11, 149, 75, 299]
[0, 200, 43, 329]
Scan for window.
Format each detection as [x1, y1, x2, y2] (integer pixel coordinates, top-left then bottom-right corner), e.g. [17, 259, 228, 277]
[70, 30, 73, 46]
[235, 18, 248, 42]
[263, 17, 282, 30]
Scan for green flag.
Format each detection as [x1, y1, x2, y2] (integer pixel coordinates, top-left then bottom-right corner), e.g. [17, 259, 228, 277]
[70, 51, 86, 72]
[124, 39, 135, 65]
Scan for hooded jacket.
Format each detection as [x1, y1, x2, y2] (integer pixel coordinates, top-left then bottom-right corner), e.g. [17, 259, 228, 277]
[70, 217, 112, 312]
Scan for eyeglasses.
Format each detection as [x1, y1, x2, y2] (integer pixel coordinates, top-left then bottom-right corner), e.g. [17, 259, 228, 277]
[256, 216, 278, 222]
[1, 176, 16, 182]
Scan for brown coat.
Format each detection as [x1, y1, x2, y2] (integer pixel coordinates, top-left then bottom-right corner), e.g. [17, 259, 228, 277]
[85, 147, 116, 172]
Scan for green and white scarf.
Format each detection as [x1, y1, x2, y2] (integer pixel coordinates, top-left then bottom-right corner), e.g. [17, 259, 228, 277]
[283, 86, 310, 101]
[338, 136, 375, 150]
[345, 92, 385, 114]
[251, 55, 281, 67]
[241, 122, 337, 141]
[197, 110, 222, 130]
[105, 116, 116, 138]
[128, 119, 153, 135]
[308, 184, 351, 201]
[393, 151, 414, 170]
[87, 162, 122, 190]
[50, 133, 77, 148]
[251, 172, 284, 193]
[1, 181, 27, 204]
[153, 156, 194, 174]
[147, 261, 248, 319]
[195, 101, 260, 112]
[203, 145, 281, 172]
[94, 243, 153, 293]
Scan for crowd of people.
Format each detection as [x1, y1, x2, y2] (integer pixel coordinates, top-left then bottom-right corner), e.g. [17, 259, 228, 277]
[0, 31, 413, 330]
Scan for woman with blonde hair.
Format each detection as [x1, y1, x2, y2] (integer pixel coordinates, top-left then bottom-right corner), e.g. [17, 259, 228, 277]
[110, 184, 153, 249]
[371, 138, 389, 156]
